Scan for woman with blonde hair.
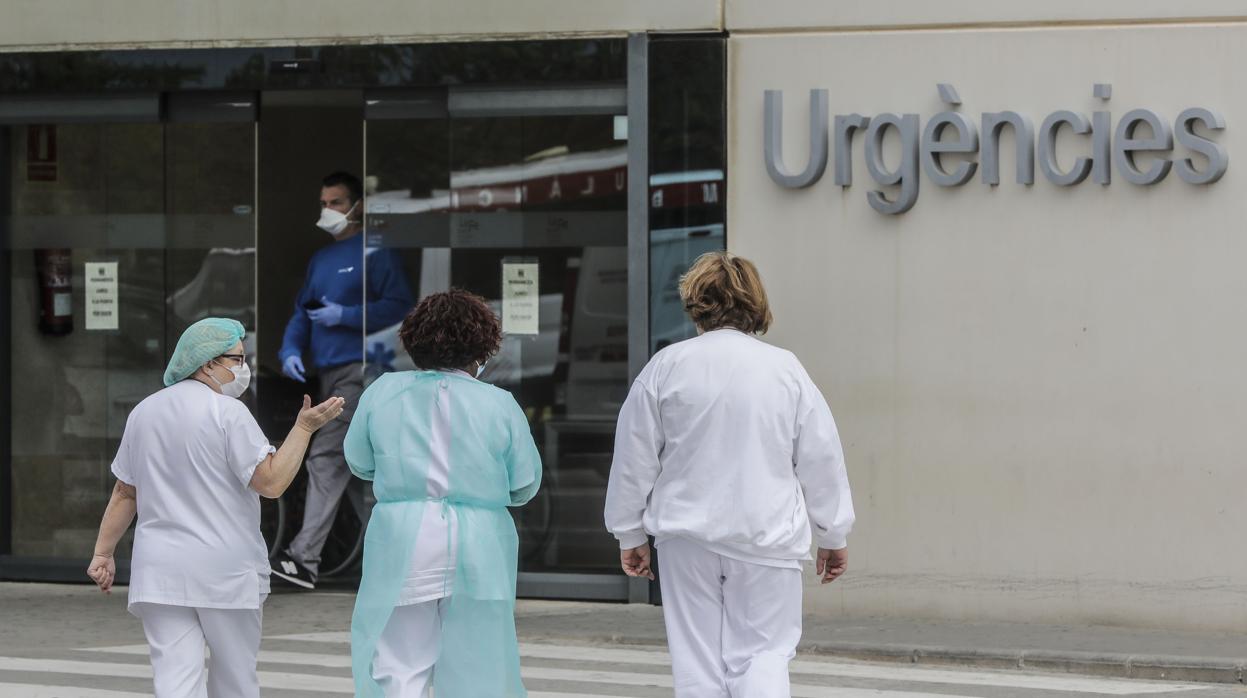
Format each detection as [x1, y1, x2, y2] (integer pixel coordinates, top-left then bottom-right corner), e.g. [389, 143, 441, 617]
[605, 251, 855, 698]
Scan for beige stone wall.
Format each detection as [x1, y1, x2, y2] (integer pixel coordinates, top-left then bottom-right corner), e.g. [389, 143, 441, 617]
[0, 0, 722, 51]
[729, 22, 1247, 631]
[726, 1, 1247, 31]
[9, 0, 1247, 53]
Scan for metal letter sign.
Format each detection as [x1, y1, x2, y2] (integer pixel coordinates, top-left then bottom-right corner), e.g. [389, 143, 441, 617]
[762, 84, 1228, 215]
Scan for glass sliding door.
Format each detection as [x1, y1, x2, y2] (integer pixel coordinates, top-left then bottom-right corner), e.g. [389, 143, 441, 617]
[1, 93, 257, 576]
[364, 83, 631, 599]
[253, 90, 369, 580]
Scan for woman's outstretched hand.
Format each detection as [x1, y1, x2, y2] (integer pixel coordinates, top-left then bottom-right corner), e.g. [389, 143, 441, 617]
[296, 395, 346, 434]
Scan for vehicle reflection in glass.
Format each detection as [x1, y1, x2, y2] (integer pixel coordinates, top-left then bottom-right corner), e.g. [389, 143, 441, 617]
[363, 145, 630, 423]
[167, 247, 257, 329]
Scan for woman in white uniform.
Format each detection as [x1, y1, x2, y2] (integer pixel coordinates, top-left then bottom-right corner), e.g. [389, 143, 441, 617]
[86, 318, 345, 698]
[605, 252, 856, 698]
[345, 289, 541, 697]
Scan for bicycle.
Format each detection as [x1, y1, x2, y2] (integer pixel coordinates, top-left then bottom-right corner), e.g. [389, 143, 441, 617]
[260, 465, 368, 581]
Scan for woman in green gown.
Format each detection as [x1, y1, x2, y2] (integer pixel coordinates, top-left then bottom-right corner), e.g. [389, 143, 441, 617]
[345, 289, 542, 697]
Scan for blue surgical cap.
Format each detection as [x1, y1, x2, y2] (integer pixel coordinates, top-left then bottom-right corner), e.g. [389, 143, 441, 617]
[164, 318, 246, 387]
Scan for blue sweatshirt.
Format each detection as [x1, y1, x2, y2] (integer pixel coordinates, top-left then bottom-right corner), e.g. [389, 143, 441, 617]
[280, 235, 413, 370]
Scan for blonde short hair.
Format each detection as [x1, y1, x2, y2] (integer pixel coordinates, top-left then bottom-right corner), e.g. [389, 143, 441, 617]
[679, 252, 773, 334]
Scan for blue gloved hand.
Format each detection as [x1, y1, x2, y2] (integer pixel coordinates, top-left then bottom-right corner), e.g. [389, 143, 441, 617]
[282, 354, 306, 383]
[307, 297, 345, 328]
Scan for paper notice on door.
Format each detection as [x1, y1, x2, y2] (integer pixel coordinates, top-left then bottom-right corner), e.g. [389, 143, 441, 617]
[84, 262, 119, 331]
[502, 262, 539, 335]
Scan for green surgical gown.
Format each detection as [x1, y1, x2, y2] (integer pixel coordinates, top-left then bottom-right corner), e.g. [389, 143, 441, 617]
[344, 370, 542, 697]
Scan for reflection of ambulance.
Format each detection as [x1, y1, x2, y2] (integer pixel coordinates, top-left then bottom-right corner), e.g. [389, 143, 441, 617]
[365, 146, 628, 215]
[648, 169, 726, 352]
[362, 248, 629, 420]
[364, 295, 562, 384]
[62, 247, 261, 442]
[362, 156, 722, 422]
[363, 145, 632, 419]
[563, 247, 628, 418]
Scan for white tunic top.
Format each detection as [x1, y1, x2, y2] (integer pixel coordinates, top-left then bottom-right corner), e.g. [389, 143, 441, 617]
[111, 380, 276, 610]
[605, 329, 855, 567]
[395, 369, 462, 606]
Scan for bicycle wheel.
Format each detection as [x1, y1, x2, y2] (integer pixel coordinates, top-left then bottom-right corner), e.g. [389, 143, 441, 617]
[516, 470, 556, 566]
[260, 493, 287, 559]
[317, 493, 365, 579]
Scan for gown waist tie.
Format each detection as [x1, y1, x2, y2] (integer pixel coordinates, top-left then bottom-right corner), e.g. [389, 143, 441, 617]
[374, 496, 500, 599]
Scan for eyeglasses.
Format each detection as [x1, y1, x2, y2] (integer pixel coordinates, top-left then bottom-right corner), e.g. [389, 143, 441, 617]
[218, 353, 246, 367]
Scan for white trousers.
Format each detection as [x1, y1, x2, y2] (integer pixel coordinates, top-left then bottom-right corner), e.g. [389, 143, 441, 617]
[133, 601, 264, 698]
[657, 537, 803, 698]
[372, 598, 447, 697]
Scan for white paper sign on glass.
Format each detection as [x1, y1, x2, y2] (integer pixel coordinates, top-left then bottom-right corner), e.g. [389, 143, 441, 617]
[84, 262, 119, 331]
[502, 262, 539, 335]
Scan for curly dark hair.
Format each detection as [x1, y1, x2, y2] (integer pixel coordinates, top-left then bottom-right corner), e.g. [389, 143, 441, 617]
[399, 289, 502, 371]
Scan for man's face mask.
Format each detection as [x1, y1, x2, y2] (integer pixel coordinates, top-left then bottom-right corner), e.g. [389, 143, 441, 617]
[317, 200, 359, 236]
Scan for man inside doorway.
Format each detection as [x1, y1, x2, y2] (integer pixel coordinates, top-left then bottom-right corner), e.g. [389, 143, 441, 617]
[271, 171, 413, 589]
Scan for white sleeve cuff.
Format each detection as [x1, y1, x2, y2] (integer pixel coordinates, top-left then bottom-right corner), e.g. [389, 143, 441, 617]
[241, 444, 276, 487]
[110, 460, 133, 486]
[817, 532, 848, 551]
[614, 529, 649, 550]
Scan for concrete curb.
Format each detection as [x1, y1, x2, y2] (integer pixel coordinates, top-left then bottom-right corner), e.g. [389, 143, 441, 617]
[799, 642, 1247, 684]
[520, 630, 1247, 685]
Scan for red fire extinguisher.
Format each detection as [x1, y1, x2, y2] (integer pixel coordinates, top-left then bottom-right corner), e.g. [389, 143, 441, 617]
[34, 248, 73, 335]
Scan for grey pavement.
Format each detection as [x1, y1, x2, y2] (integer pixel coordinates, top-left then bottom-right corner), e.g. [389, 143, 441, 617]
[2, 582, 1247, 696]
[517, 601, 1247, 684]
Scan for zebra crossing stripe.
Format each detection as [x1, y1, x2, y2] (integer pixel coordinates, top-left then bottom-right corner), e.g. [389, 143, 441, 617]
[521, 665, 986, 698]
[79, 645, 152, 655]
[83, 644, 352, 669]
[264, 631, 351, 643]
[0, 657, 149, 680]
[0, 657, 353, 694]
[526, 692, 964, 698]
[0, 684, 150, 698]
[68, 637, 1215, 697]
[517, 643, 1210, 695]
[62, 646, 983, 698]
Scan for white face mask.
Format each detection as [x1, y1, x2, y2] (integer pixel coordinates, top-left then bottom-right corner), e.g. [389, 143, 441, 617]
[316, 200, 359, 236]
[475, 360, 488, 379]
[210, 360, 251, 398]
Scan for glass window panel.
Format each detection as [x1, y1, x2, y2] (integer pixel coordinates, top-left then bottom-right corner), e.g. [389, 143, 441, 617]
[648, 37, 728, 353]
[365, 97, 629, 576]
[9, 122, 164, 559]
[5, 117, 257, 561]
[253, 93, 369, 578]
